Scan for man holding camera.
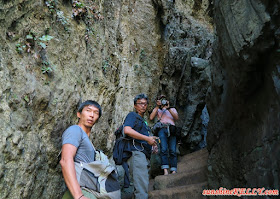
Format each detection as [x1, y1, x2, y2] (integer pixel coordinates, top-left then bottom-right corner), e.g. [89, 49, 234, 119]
[149, 95, 179, 175]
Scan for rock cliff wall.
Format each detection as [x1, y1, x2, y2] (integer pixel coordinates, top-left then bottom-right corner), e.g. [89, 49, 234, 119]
[0, 0, 213, 198]
[207, 0, 280, 193]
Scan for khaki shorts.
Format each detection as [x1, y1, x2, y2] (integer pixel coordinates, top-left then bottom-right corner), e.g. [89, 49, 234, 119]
[62, 189, 97, 199]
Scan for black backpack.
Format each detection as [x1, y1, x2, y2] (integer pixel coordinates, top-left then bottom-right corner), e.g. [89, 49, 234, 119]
[113, 112, 148, 165]
[112, 123, 134, 188]
[114, 125, 125, 140]
[112, 125, 132, 165]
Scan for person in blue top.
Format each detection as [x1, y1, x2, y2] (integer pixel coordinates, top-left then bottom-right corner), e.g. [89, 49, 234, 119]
[123, 93, 157, 199]
[60, 100, 102, 199]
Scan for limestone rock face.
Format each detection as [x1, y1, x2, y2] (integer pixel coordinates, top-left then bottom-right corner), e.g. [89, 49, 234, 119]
[208, 0, 280, 191]
[151, 0, 214, 154]
[0, 0, 213, 198]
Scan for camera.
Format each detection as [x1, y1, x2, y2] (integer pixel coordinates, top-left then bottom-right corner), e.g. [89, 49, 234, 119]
[161, 99, 168, 106]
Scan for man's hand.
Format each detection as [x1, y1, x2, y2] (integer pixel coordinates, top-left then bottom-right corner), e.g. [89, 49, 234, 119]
[146, 136, 157, 146]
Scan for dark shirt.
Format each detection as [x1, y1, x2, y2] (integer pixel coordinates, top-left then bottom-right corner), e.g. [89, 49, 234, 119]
[123, 112, 152, 158]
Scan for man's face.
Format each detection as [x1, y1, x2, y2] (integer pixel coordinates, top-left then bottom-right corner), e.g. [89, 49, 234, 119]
[77, 105, 100, 128]
[134, 98, 148, 115]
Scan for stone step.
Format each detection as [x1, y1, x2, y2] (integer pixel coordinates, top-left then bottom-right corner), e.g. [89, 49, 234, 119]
[177, 148, 208, 174]
[153, 148, 209, 190]
[148, 182, 208, 199]
[178, 148, 208, 165]
[153, 165, 208, 190]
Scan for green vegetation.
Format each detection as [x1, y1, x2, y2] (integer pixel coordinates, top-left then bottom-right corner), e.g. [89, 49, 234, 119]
[52, 98, 58, 105]
[16, 34, 53, 52]
[41, 65, 53, 74]
[73, 1, 85, 8]
[139, 48, 147, 63]
[23, 95, 30, 103]
[72, 0, 104, 41]
[72, 1, 87, 19]
[15, 33, 55, 75]
[102, 60, 110, 72]
[26, 34, 34, 40]
[45, 0, 70, 31]
[39, 35, 53, 49]
[140, 49, 146, 57]
[133, 64, 140, 70]
[15, 43, 24, 54]
[56, 10, 70, 31]
[39, 35, 53, 42]
[41, 61, 54, 74]
[45, 0, 58, 13]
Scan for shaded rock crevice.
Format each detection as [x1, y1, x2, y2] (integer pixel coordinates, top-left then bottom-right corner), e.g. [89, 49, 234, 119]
[207, 0, 280, 192]
[0, 0, 215, 198]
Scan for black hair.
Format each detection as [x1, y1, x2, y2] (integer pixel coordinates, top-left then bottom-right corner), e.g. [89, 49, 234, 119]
[134, 93, 149, 104]
[78, 100, 102, 118]
[157, 94, 167, 100]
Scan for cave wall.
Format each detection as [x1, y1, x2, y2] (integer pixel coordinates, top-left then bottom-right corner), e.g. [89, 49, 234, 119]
[207, 0, 280, 193]
[0, 0, 213, 198]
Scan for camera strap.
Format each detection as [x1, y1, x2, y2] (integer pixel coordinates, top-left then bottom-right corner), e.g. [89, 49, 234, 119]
[157, 109, 167, 122]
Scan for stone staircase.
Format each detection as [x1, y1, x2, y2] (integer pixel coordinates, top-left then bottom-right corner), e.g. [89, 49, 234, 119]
[148, 148, 209, 199]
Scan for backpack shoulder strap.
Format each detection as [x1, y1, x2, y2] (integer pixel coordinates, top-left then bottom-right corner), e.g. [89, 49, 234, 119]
[158, 109, 167, 122]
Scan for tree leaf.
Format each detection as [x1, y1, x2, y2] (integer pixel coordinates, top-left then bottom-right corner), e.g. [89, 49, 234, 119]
[39, 35, 53, 42]
[26, 34, 33, 39]
[39, 42, 47, 49]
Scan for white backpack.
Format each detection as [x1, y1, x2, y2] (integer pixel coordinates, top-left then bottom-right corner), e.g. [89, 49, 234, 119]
[74, 150, 121, 199]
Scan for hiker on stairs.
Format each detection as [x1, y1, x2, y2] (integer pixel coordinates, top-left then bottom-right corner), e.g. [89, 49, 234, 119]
[123, 93, 158, 199]
[150, 94, 179, 175]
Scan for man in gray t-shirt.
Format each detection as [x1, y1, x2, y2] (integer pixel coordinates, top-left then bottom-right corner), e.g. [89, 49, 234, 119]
[60, 100, 102, 199]
[62, 125, 95, 163]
